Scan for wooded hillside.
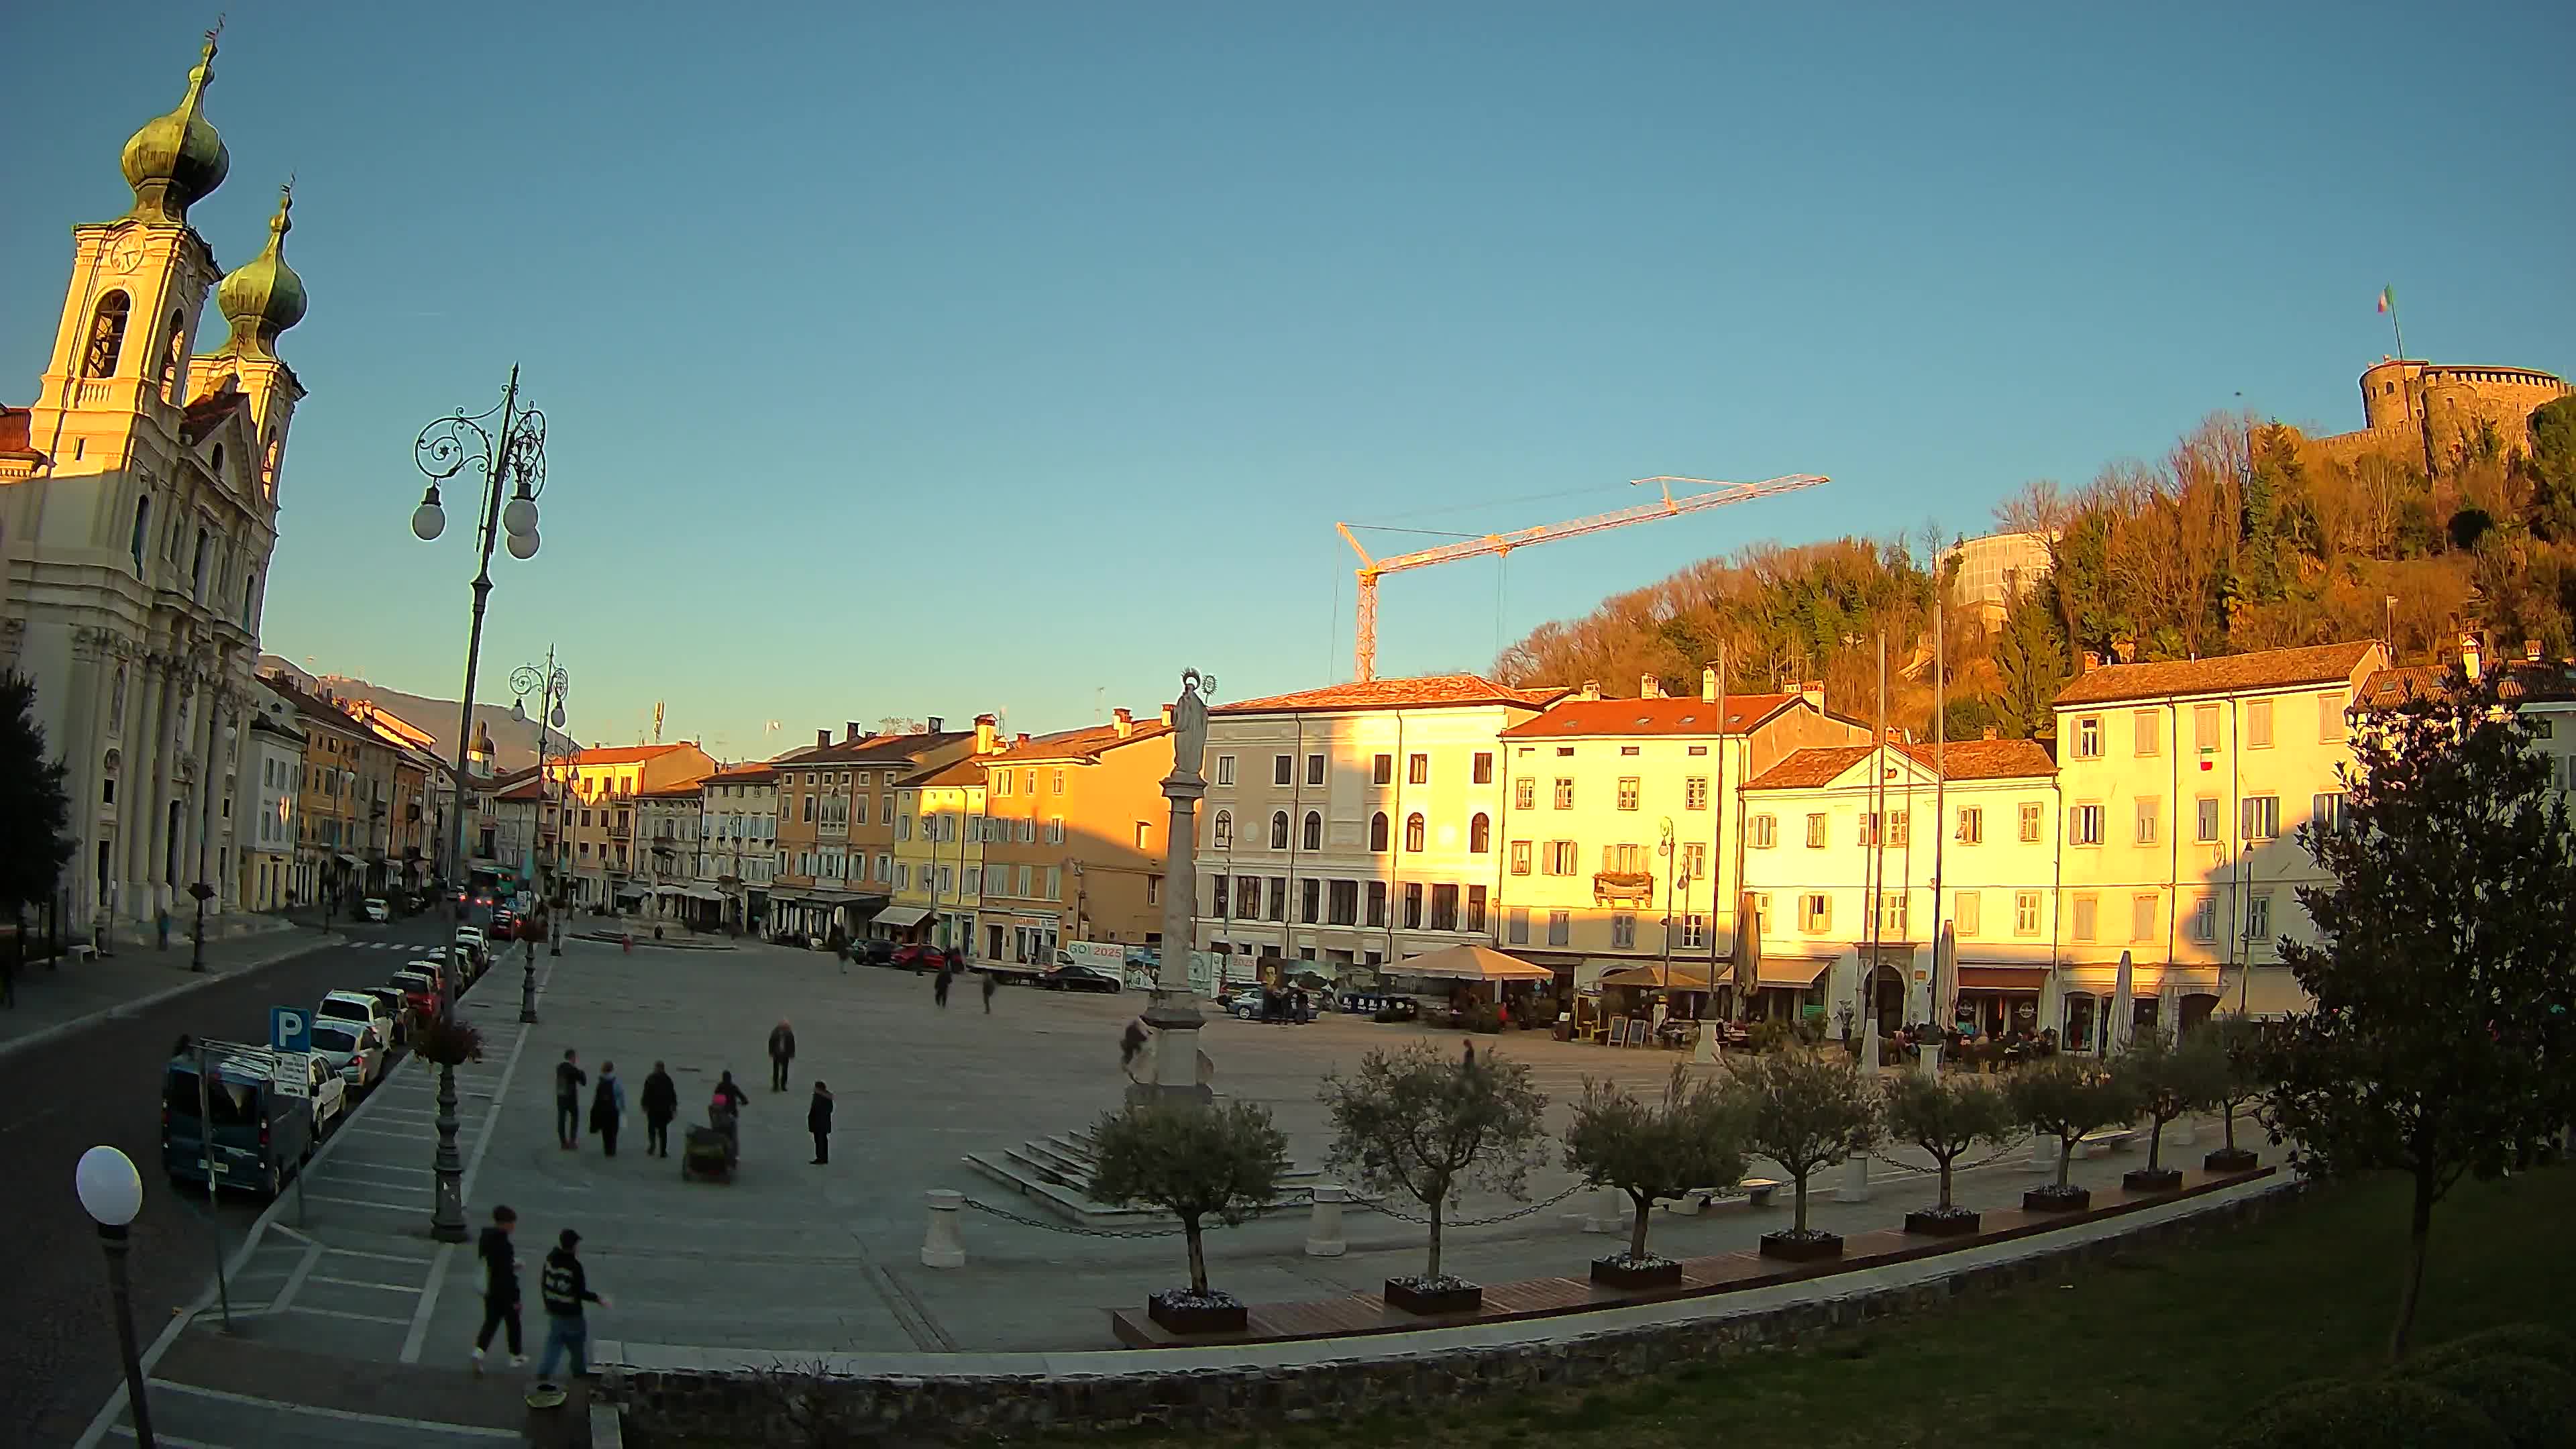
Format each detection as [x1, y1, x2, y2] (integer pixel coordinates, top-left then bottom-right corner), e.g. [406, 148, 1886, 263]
[1492, 396, 2576, 740]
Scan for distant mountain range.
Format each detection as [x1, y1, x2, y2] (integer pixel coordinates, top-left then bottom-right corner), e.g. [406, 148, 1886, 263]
[257, 655, 578, 773]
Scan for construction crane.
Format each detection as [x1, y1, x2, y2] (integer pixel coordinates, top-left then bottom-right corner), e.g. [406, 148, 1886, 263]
[1336, 474, 1828, 682]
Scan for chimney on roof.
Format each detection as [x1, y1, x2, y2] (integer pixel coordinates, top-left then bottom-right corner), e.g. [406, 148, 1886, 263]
[1701, 665, 1718, 704]
[2526, 639, 2542, 664]
[1639, 674, 1664, 699]
[1160, 703, 1175, 728]
[1800, 680, 1825, 712]
[975, 713, 999, 754]
[1579, 680, 1601, 702]
[2461, 633, 2483, 682]
[816, 728, 830, 749]
[1015, 733, 1030, 747]
[1112, 707, 1134, 739]
[1983, 726, 1998, 741]
[845, 721, 861, 743]
[2080, 650, 2102, 672]
[926, 716, 943, 733]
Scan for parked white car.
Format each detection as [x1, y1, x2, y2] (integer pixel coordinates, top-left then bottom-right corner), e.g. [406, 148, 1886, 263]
[360, 898, 390, 923]
[316, 990, 398, 1051]
[307, 1018, 386, 1089]
[301, 1052, 350, 1135]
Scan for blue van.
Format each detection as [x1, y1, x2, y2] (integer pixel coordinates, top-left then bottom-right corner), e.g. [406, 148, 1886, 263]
[162, 1040, 318, 1197]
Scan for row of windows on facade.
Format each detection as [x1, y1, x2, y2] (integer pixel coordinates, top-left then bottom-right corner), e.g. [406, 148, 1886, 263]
[1212, 751, 1499, 789]
[2065, 696, 2348, 761]
[1204, 874, 1493, 933]
[783, 851, 1071, 901]
[1460, 887, 2271, 951]
[1209, 809, 1493, 854]
[126, 492, 260, 623]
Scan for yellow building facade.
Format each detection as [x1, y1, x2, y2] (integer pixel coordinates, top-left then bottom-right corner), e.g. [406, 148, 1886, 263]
[893, 759, 986, 949]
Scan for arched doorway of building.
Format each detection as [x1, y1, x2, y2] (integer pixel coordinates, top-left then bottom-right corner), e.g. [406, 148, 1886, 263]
[2063, 991, 2098, 1053]
[1867, 963, 1907, 1033]
[2179, 992, 2220, 1036]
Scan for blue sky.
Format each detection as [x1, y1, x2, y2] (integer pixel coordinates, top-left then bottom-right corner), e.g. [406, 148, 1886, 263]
[6, 1, 2570, 758]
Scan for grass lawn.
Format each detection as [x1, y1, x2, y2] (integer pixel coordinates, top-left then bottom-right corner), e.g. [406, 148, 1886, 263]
[1069, 1167, 2573, 1449]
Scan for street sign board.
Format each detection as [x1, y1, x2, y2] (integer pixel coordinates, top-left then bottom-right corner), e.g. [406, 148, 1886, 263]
[270, 1054, 311, 1099]
[270, 1007, 311, 1054]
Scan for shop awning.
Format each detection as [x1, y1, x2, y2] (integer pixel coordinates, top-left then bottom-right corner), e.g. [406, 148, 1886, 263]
[873, 905, 933, 929]
[1757, 959, 1830, 989]
[1957, 965, 2051, 990]
[1597, 963, 1721, 991]
[1389, 944, 1554, 982]
[684, 885, 726, 902]
[336, 853, 364, 866]
[614, 884, 649, 899]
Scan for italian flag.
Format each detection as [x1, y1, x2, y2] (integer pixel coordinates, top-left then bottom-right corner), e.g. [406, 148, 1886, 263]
[2377, 286, 2394, 314]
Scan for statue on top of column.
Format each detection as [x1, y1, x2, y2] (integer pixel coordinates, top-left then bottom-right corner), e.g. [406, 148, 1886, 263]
[1171, 668, 1214, 782]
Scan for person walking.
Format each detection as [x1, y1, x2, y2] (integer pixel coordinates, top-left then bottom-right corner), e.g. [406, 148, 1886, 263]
[589, 1062, 626, 1158]
[767, 1019, 796, 1092]
[981, 968, 998, 1014]
[156, 908, 171, 952]
[553, 1049, 587, 1150]
[1120, 1017, 1150, 1080]
[641, 1061, 678, 1157]
[533, 1229, 606, 1391]
[713, 1069, 748, 1115]
[933, 960, 953, 1010]
[807, 1080, 835, 1165]
[470, 1205, 525, 1374]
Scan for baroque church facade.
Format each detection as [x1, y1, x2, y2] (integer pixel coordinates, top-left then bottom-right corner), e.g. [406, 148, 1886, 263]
[0, 35, 307, 934]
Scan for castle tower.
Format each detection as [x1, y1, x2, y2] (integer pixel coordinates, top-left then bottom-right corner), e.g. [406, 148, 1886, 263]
[1, 34, 305, 938]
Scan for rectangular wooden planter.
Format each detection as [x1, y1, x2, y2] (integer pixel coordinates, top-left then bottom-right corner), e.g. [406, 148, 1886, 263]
[2123, 1167, 2184, 1193]
[1903, 1208, 1982, 1237]
[1758, 1231, 1844, 1263]
[2022, 1186, 2092, 1213]
[1384, 1278, 1484, 1316]
[2204, 1147, 2259, 1173]
[1590, 1256, 1684, 1289]
[1146, 1291, 1248, 1335]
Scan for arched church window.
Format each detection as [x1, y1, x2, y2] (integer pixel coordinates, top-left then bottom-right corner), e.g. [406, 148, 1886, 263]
[193, 527, 211, 598]
[160, 311, 184, 402]
[211, 443, 225, 478]
[129, 496, 150, 573]
[85, 292, 131, 378]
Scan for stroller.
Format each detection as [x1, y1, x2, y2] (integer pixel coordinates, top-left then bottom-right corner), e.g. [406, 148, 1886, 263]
[681, 1101, 741, 1183]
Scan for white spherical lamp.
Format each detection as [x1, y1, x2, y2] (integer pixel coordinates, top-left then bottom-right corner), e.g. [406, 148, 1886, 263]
[411, 486, 447, 542]
[502, 494, 539, 538]
[506, 528, 539, 561]
[76, 1145, 144, 1228]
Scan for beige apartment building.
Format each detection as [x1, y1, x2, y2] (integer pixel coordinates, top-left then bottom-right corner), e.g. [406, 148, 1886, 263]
[973, 707, 1176, 968]
[2049, 640, 2385, 1044]
[545, 742, 716, 909]
[1493, 671, 1869, 989]
[1189, 675, 1563, 976]
[768, 721, 973, 943]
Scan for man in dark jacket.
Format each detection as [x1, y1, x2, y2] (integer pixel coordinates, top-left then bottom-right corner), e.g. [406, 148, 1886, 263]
[535, 1228, 606, 1389]
[641, 1061, 678, 1157]
[553, 1049, 586, 1150]
[808, 1080, 835, 1165]
[767, 1019, 796, 1091]
[470, 1204, 523, 1373]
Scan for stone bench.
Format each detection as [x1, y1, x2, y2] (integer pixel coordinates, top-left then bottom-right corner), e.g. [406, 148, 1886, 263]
[1669, 1177, 1784, 1215]
[2078, 1128, 2140, 1159]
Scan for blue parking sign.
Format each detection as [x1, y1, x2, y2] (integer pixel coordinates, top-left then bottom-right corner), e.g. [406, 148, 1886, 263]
[270, 1006, 311, 1054]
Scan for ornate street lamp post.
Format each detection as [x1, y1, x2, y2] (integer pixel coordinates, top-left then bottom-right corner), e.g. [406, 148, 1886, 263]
[511, 651, 568, 1020]
[76, 1146, 155, 1449]
[410, 367, 547, 1244]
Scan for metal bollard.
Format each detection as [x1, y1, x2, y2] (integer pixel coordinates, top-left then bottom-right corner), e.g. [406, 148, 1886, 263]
[920, 1189, 966, 1269]
[1304, 1185, 1348, 1257]
[1582, 1185, 1624, 1233]
[2025, 1130, 2054, 1174]
[1919, 1043, 1942, 1079]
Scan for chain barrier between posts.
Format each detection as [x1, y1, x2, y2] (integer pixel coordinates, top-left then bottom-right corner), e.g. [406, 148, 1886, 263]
[957, 1181, 1592, 1237]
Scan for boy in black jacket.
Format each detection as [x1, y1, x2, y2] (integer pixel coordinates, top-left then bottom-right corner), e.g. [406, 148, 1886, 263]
[470, 1205, 523, 1373]
[534, 1228, 608, 1389]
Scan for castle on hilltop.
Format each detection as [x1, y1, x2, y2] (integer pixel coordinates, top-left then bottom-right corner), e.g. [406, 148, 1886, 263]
[2309, 358, 2571, 472]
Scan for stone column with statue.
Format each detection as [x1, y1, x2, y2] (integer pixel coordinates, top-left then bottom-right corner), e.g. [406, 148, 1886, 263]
[1136, 668, 1216, 1104]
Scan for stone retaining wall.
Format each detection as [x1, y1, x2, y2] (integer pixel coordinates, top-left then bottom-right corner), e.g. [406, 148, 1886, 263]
[619, 1181, 2305, 1444]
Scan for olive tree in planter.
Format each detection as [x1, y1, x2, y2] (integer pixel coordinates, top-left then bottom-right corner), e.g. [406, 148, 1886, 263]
[1725, 1047, 1881, 1262]
[1882, 1071, 2016, 1236]
[2117, 1028, 2223, 1192]
[1087, 1098, 1290, 1335]
[2007, 1055, 2139, 1212]
[1562, 1064, 1747, 1288]
[2200, 1016, 2267, 1173]
[1322, 1041, 1550, 1315]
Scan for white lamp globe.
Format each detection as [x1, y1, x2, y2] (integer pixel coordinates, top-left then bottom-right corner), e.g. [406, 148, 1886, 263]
[502, 495, 539, 537]
[75, 1145, 143, 1227]
[506, 528, 539, 561]
[411, 499, 445, 542]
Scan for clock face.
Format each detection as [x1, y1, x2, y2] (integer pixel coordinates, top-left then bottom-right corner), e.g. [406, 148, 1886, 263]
[105, 231, 146, 275]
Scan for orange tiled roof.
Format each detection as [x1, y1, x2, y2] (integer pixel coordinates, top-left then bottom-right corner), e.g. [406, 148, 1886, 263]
[1500, 693, 1803, 739]
[2359, 661, 2576, 709]
[2052, 642, 2380, 707]
[708, 761, 780, 784]
[1746, 738, 2057, 791]
[493, 780, 548, 803]
[1215, 674, 1565, 716]
[910, 757, 987, 788]
[637, 782, 704, 800]
[179, 388, 248, 445]
[981, 720, 1175, 763]
[567, 743, 693, 765]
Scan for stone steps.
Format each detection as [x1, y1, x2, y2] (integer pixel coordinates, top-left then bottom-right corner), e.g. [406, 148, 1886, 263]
[961, 1126, 1322, 1226]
